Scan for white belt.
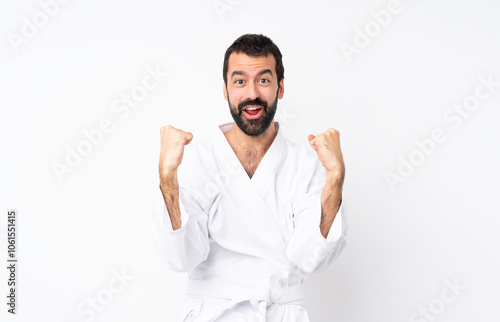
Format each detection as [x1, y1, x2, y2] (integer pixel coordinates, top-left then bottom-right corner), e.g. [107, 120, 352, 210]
[186, 279, 305, 322]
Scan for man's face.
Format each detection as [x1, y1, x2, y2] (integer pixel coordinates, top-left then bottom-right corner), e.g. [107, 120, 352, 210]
[224, 52, 284, 136]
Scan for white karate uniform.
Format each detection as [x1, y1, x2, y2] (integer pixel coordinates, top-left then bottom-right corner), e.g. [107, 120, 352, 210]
[151, 122, 347, 322]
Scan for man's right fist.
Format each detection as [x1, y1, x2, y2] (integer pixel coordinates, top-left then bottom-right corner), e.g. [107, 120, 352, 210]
[159, 125, 193, 178]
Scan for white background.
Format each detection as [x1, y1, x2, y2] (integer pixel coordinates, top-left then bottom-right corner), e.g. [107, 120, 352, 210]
[1, 0, 499, 321]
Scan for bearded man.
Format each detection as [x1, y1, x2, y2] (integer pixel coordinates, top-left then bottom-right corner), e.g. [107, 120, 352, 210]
[152, 34, 347, 321]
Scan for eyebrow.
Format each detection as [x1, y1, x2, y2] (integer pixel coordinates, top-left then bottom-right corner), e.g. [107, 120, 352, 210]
[258, 69, 273, 77]
[231, 69, 274, 79]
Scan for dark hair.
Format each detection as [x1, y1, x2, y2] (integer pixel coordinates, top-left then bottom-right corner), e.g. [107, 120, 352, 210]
[223, 34, 284, 85]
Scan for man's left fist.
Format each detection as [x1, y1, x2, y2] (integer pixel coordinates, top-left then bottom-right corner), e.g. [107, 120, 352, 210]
[308, 128, 345, 179]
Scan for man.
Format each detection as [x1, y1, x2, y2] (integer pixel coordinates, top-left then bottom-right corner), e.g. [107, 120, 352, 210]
[152, 34, 347, 321]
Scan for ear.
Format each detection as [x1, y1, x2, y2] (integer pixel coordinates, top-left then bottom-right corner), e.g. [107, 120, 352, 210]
[223, 82, 228, 101]
[278, 79, 285, 99]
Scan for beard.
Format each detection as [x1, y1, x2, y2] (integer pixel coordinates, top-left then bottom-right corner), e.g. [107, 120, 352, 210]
[228, 91, 278, 136]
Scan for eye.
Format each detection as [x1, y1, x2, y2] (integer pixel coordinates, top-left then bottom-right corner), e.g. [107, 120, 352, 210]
[234, 79, 244, 85]
[259, 78, 270, 84]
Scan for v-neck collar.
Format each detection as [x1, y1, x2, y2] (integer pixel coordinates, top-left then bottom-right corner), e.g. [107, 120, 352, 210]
[214, 122, 286, 192]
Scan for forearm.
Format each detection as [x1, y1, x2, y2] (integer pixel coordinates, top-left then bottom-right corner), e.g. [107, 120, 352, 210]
[320, 171, 344, 238]
[160, 170, 182, 230]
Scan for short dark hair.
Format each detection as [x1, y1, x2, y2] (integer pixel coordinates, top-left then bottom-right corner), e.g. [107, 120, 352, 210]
[223, 34, 284, 85]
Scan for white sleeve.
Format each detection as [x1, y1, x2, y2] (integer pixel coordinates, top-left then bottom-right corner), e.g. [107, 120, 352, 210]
[285, 178, 347, 274]
[151, 185, 210, 272]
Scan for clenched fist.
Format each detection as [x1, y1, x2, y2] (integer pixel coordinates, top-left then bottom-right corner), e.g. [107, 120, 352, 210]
[308, 128, 345, 180]
[159, 125, 193, 182]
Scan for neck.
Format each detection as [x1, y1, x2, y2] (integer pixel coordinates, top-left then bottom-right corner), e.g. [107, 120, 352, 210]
[224, 120, 277, 153]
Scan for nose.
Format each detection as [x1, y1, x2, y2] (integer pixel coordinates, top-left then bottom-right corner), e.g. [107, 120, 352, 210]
[244, 81, 259, 101]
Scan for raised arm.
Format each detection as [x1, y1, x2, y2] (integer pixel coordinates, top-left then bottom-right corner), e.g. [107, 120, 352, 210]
[307, 129, 345, 238]
[158, 125, 193, 230]
[152, 125, 210, 272]
[286, 128, 347, 274]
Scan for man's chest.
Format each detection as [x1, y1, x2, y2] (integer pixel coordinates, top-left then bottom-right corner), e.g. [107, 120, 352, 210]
[233, 149, 267, 179]
[204, 172, 297, 251]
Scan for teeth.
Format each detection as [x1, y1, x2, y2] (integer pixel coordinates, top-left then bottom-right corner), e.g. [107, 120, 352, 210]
[245, 107, 261, 111]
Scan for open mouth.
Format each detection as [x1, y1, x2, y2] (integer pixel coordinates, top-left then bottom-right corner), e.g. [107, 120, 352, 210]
[242, 106, 263, 119]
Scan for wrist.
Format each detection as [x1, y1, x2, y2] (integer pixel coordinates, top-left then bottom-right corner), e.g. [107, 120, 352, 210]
[326, 169, 344, 186]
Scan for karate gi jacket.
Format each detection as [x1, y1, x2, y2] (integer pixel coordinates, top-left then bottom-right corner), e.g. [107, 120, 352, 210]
[152, 122, 347, 321]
